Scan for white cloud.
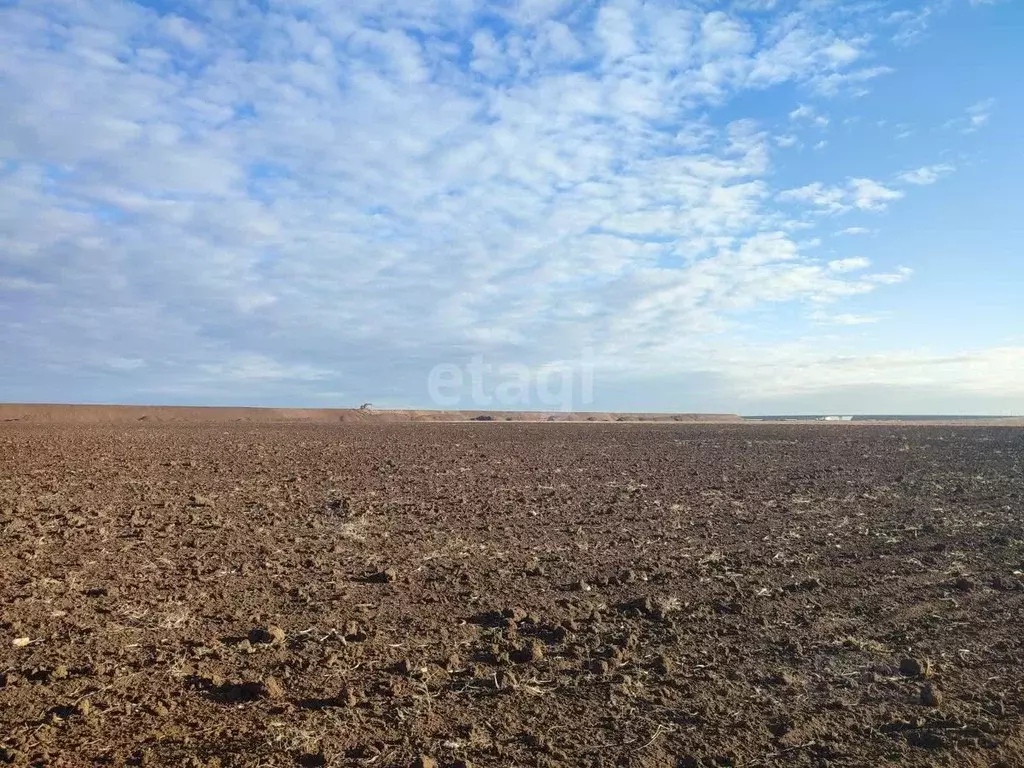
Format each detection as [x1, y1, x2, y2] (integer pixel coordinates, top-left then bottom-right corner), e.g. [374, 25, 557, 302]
[828, 257, 871, 273]
[948, 98, 996, 133]
[887, 1, 998, 49]
[779, 178, 903, 214]
[721, 345, 1024, 400]
[789, 104, 828, 128]
[887, 6, 935, 47]
[829, 313, 879, 325]
[789, 104, 815, 121]
[596, 6, 636, 60]
[106, 357, 146, 371]
[0, 276, 49, 291]
[812, 311, 880, 325]
[699, 12, 755, 56]
[898, 164, 955, 185]
[870, 266, 914, 285]
[199, 355, 332, 382]
[812, 66, 893, 97]
[779, 182, 847, 211]
[0, 0, 1007, 408]
[837, 227, 873, 236]
[848, 178, 904, 211]
[967, 98, 995, 128]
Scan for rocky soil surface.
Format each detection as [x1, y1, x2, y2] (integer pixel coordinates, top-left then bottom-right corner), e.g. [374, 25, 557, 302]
[1, 422, 1022, 767]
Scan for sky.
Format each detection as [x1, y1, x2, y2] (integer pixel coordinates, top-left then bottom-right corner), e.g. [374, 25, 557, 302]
[0, 0, 1022, 415]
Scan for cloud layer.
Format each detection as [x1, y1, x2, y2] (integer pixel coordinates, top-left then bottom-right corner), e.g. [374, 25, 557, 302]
[0, 0, 1018, 411]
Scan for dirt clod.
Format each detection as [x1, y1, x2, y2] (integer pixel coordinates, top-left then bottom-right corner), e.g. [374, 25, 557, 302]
[369, 567, 398, 584]
[617, 597, 656, 617]
[921, 683, 943, 707]
[899, 657, 932, 678]
[955, 577, 976, 592]
[265, 676, 286, 699]
[503, 607, 527, 623]
[513, 641, 544, 664]
[344, 620, 366, 641]
[248, 625, 286, 646]
[338, 685, 360, 707]
[768, 670, 798, 687]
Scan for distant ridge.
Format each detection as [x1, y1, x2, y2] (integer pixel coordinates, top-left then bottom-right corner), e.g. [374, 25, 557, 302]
[0, 404, 741, 424]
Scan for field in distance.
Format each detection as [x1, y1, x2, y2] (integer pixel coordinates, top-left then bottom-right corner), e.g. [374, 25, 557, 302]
[0, 403, 741, 424]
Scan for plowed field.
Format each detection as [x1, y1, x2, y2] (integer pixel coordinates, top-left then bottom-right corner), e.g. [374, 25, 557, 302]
[2, 422, 1023, 767]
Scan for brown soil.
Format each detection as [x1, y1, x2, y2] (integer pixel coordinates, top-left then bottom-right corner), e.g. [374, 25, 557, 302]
[1, 421, 1022, 767]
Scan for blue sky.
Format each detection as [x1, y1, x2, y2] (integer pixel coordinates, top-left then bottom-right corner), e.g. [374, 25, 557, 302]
[0, 0, 1021, 414]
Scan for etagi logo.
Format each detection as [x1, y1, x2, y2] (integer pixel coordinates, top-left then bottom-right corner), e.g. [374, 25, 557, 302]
[427, 351, 595, 411]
